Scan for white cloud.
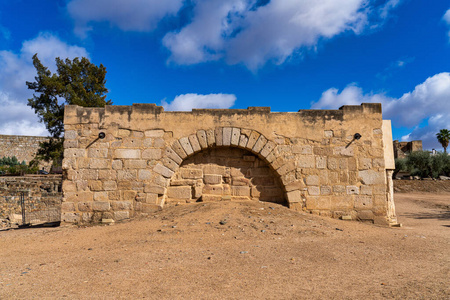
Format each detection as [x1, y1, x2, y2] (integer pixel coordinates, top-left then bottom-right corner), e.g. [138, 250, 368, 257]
[161, 93, 237, 111]
[0, 33, 89, 136]
[311, 73, 450, 150]
[444, 8, 450, 41]
[164, 0, 370, 70]
[67, 0, 183, 37]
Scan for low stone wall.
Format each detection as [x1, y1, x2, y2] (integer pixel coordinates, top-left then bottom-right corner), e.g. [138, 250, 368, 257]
[0, 175, 62, 226]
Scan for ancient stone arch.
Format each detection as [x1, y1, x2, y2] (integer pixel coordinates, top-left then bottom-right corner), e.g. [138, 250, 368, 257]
[61, 103, 398, 225]
[153, 127, 296, 206]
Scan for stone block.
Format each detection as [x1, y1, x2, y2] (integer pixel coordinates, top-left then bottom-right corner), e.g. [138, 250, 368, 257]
[61, 202, 75, 212]
[223, 127, 232, 146]
[88, 148, 108, 158]
[253, 135, 267, 153]
[231, 128, 240, 146]
[92, 201, 110, 211]
[162, 157, 179, 172]
[62, 212, 80, 223]
[206, 129, 216, 147]
[144, 130, 164, 137]
[118, 170, 137, 180]
[333, 185, 346, 194]
[201, 195, 222, 202]
[327, 158, 338, 170]
[285, 180, 305, 192]
[167, 186, 191, 199]
[196, 130, 208, 149]
[172, 140, 187, 159]
[203, 185, 223, 195]
[360, 185, 372, 195]
[306, 196, 331, 210]
[316, 156, 327, 169]
[286, 190, 302, 203]
[358, 158, 372, 170]
[112, 160, 123, 170]
[320, 185, 332, 195]
[324, 130, 333, 137]
[179, 137, 194, 155]
[111, 201, 132, 210]
[65, 130, 78, 140]
[141, 203, 162, 213]
[331, 196, 353, 210]
[144, 184, 165, 195]
[145, 193, 158, 204]
[123, 190, 137, 200]
[215, 127, 223, 146]
[94, 192, 108, 201]
[88, 180, 103, 191]
[114, 149, 140, 159]
[138, 169, 152, 180]
[232, 186, 250, 197]
[65, 148, 86, 158]
[355, 195, 373, 209]
[142, 149, 162, 160]
[247, 131, 261, 149]
[260, 141, 276, 158]
[181, 168, 203, 179]
[124, 160, 147, 169]
[89, 159, 109, 169]
[333, 146, 354, 157]
[154, 163, 175, 178]
[63, 181, 77, 192]
[346, 185, 359, 195]
[78, 202, 92, 212]
[189, 134, 201, 152]
[297, 155, 315, 168]
[292, 145, 312, 154]
[122, 138, 143, 148]
[358, 170, 385, 185]
[164, 147, 183, 164]
[103, 181, 117, 191]
[239, 134, 249, 148]
[251, 186, 261, 198]
[204, 174, 222, 184]
[114, 211, 130, 221]
[276, 161, 296, 176]
[308, 186, 320, 196]
[77, 191, 94, 202]
[306, 175, 319, 186]
[118, 129, 131, 137]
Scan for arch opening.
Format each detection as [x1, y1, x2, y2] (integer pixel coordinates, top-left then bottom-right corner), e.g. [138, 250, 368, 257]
[165, 147, 287, 206]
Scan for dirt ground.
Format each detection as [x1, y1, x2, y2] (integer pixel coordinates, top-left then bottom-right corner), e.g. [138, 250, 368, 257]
[1, 189, 449, 299]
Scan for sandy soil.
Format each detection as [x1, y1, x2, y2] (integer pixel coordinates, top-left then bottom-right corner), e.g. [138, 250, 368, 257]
[1, 192, 449, 299]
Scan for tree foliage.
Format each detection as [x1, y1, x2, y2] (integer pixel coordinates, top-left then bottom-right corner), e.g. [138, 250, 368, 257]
[398, 151, 450, 179]
[26, 54, 112, 163]
[436, 129, 450, 153]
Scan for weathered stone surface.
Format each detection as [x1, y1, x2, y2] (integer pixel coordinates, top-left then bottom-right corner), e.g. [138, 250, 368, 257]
[114, 211, 130, 221]
[223, 127, 232, 146]
[142, 149, 162, 160]
[196, 130, 208, 149]
[114, 149, 140, 159]
[189, 134, 201, 152]
[179, 137, 194, 156]
[204, 174, 222, 185]
[62, 103, 395, 224]
[92, 201, 110, 212]
[153, 164, 174, 178]
[167, 186, 191, 199]
[359, 170, 385, 185]
[231, 128, 240, 146]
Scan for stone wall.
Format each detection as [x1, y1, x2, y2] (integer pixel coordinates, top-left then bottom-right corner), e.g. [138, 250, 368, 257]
[62, 103, 397, 225]
[393, 140, 423, 158]
[0, 175, 62, 226]
[0, 134, 52, 170]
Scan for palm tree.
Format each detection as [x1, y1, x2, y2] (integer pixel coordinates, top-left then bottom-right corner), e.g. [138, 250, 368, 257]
[436, 129, 450, 153]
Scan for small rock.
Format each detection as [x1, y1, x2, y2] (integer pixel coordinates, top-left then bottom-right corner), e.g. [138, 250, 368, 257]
[335, 228, 343, 231]
[219, 220, 227, 225]
[240, 251, 248, 254]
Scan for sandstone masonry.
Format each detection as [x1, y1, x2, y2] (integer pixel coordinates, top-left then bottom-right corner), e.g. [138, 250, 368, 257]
[62, 103, 397, 225]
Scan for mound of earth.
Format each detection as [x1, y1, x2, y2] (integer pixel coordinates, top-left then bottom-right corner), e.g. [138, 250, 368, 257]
[394, 179, 450, 193]
[1, 197, 449, 299]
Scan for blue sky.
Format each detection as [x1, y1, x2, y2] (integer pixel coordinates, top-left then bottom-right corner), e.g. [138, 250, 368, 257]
[0, 0, 449, 150]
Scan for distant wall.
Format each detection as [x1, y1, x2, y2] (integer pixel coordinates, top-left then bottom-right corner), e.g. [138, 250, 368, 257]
[0, 175, 62, 224]
[393, 140, 422, 158]
[0, 134, 52, 170]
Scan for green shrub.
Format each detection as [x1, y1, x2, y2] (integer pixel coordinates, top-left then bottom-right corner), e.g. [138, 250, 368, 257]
[405, 151, 450, 178]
